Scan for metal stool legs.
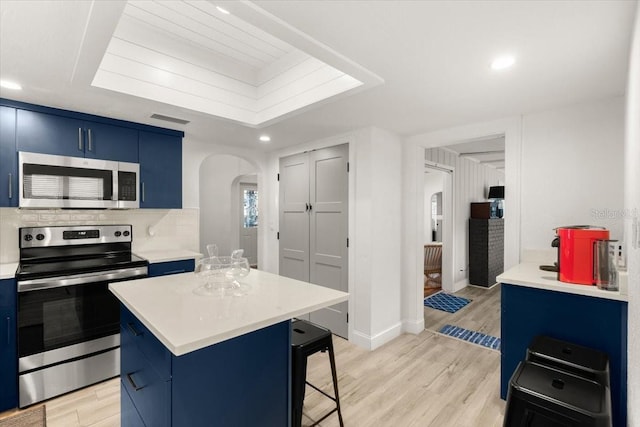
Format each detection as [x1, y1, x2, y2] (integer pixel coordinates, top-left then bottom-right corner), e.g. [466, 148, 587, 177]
[291, 320, 344, 427]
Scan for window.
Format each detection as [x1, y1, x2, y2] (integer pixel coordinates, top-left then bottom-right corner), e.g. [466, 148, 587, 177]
[243, 189, 258, 228]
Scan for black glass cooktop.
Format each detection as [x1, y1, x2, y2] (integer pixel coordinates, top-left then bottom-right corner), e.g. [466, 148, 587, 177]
[17, 252, 148, 281]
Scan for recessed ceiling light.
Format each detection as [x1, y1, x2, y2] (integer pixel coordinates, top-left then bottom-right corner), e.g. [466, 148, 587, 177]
[259, 135, 271, 143]
[216, 6, 230, 15]
[491, 55, 516, 71]
[0, 80, 22, 90]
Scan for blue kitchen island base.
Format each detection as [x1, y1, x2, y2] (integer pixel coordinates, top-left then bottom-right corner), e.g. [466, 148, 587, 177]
[120, 305, 290, 427]
[500, 283, 627, 427]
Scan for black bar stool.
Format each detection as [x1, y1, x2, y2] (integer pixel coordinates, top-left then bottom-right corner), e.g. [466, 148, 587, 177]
[291, 319, 344, 427]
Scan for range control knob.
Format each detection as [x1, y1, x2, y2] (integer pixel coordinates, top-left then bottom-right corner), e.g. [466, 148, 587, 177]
[24, 234, 33, 241]
[123, 230, 130, 237]
[36, 234, 45, 241]
[114, 231, 122, 237]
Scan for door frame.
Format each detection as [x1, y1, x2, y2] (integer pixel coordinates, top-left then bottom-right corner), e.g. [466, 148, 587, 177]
[238, 182, 258, 267]
[424, 161, 455, 292]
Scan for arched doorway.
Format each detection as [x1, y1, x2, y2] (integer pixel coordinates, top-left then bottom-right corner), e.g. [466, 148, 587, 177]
[199, 154, 260, 264]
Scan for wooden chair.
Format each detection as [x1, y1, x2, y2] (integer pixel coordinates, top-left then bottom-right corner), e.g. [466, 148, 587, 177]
[424, 244, 442, 287]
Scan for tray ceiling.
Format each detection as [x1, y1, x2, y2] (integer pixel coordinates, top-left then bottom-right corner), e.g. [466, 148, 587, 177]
[90, 0, 382, 127]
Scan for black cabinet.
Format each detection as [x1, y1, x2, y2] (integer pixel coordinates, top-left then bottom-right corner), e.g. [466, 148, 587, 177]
[139, 131, 182, 209]
[469, 218, 504, 287]
[0, 106, 18, 207]
[0, 278, 17, 411]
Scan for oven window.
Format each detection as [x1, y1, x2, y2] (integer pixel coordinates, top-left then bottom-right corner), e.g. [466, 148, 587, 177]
[18, 282, 119, 357]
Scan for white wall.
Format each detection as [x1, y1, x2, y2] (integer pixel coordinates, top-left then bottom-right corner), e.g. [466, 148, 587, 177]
[367, 128, 403, 345]
[0, 208, 199, 263]
[424, 172, 444, 243]
[182, 137, 270, 268]
[199, 155, 257, 256]
[402, 98, 625, 335]
[520, 97, 626, 248]
[625, 6, 640, 426]
[424, 147, 505, 289]
[263, 127, 403, 350]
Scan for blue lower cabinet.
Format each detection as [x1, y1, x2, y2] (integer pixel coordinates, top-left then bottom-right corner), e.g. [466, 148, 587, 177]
[0, 278, 17, 412]
[501, 284, 627, 427]
[148, 259, 195, 278]
[121, 339, 171, 427]
[120, 305, 290, 427]
[121, 381, 147, 427]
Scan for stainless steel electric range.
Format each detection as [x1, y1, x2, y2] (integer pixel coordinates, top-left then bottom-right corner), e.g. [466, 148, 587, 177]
[15, 224, 148, 407]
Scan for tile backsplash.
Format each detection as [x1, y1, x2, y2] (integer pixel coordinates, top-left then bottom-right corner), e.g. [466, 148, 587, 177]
[0, 208, 199, 263]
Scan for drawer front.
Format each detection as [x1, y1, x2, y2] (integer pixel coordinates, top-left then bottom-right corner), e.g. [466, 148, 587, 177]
[121, 335, 171, 427]
[121, 381, 146, 427]
[121, 306, 171, 380]
[148, 259, 195, 277]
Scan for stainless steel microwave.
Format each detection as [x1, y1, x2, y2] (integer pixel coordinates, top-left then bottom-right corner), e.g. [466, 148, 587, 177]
[18, 152, 139, 209]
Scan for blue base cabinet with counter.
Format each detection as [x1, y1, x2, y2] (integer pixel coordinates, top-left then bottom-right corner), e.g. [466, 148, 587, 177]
[501, 283, 628, 427]
[0, 278, 17, 412]
[148, 259, 195, 277]
[120, 306, 290, 427]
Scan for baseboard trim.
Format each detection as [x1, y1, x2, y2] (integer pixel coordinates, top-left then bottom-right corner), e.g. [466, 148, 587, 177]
[450, 278, 469, 293]
[468, 282, 499, 290]
[351, 322, 403, 351]
[402, 317, 425, 335]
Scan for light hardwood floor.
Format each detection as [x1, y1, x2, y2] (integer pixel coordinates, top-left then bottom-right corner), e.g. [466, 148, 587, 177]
[4, 286, 504, 427]
[424, 284, 501, 338]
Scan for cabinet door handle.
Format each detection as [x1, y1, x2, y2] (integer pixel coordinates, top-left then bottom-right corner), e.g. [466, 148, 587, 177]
[141, 182, 145, 203]
[78, 128, 83, 151]
[162, 269, 185, 275]
[127, 322, 142, 337]
[8, 173, 12, 199]
[305, 203, 309, 212]
[308, 203, 312, 212]
[87, 128, 93, 152]
[127, 372, 145, 391]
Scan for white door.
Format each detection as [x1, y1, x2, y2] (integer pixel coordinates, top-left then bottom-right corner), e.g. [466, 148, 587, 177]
[279, 152, 310, 282]
[278, 144, 349, 338]
[239, 183, 258, 267]
[308, 145, 349, 338]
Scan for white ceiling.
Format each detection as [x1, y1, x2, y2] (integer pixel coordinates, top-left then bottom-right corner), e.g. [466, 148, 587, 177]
[0, 0, 636, 151]
[443, 136, 506, 171]
[92, 1, 376, 126]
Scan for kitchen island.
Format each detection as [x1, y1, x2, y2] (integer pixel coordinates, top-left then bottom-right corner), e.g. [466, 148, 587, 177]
[498, 263, 628, 427]
[109, 269, 348, 427]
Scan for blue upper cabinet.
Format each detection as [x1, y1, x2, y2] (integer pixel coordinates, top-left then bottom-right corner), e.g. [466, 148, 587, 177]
[16, 109, 138, 162]
[82, 120, 139, 163]
[0, 106, 18, 207]
[2, 98, 184, 209]
[139, 131, 182, 209]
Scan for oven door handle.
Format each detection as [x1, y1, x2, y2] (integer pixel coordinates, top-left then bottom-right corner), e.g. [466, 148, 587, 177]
[17, 266, 148, 292]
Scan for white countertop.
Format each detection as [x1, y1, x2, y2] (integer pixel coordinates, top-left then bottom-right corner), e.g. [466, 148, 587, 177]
[498, 263, 628, 302]
[135, 249, 202, 264]
[0, 263, 18, 280]
[109, 269, 349, 356]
